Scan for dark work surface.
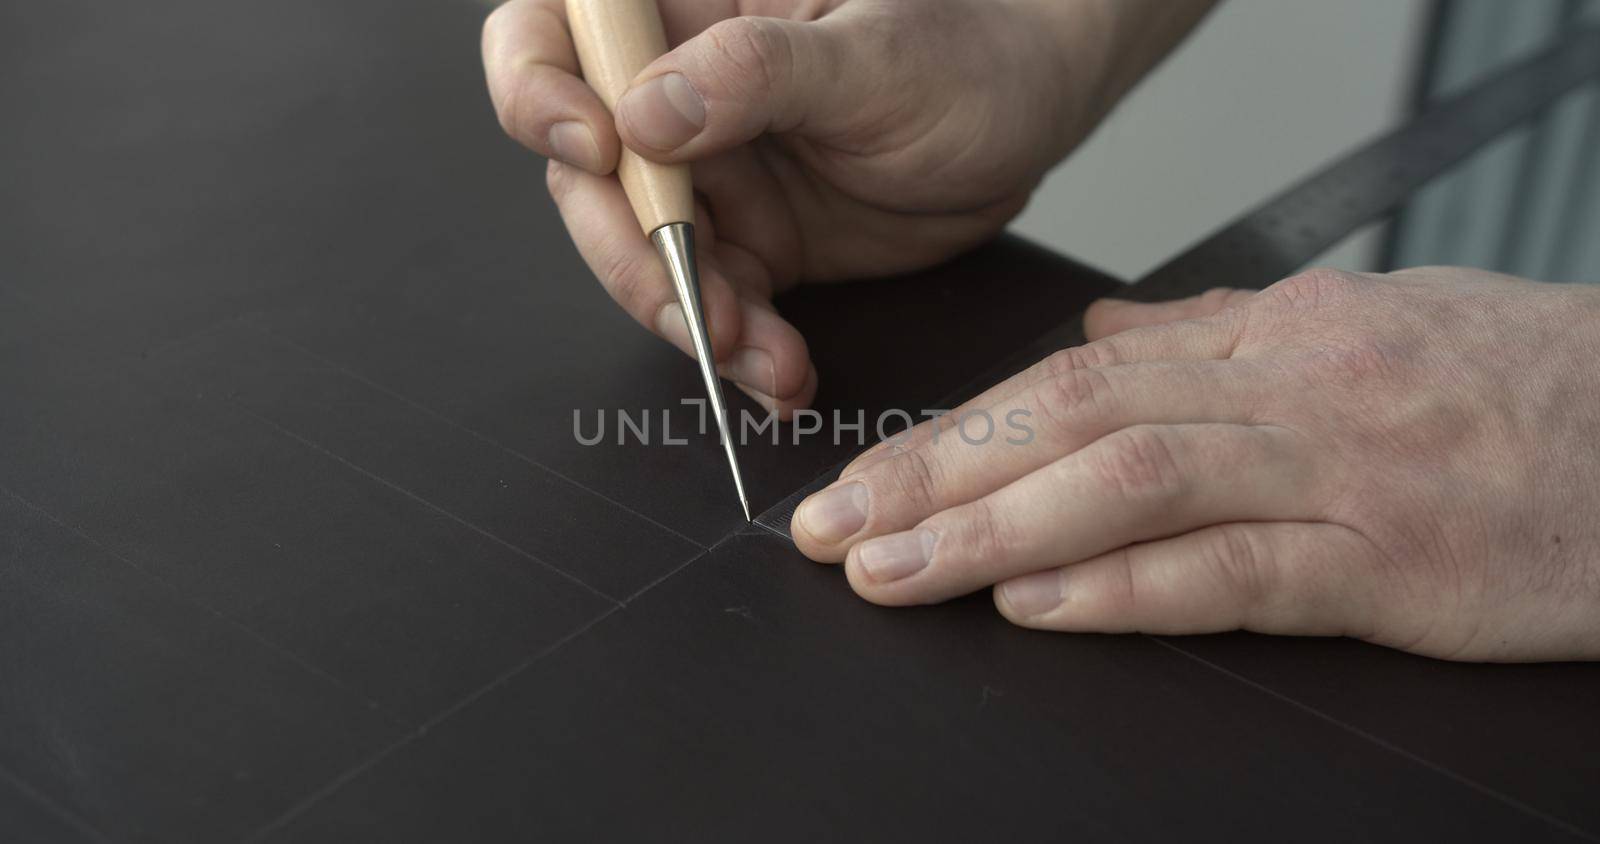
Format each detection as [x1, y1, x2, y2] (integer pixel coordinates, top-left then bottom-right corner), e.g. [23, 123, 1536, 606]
[266, 533, 1574, 843]
[2, 0, 1597, 842]
[0, 772, 98, 844]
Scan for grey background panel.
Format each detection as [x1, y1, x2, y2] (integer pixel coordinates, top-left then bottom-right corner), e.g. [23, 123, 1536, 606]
[1135, 23, 1600, 301]
[1388, 0, 1600, 282]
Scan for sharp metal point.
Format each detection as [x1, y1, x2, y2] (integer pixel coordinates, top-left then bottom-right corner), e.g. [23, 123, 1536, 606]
[651, 223, 753, 523]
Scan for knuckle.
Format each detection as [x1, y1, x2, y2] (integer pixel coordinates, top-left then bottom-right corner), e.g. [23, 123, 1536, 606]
[492, 71, 527, 139]
[878, 447, 942, 513]
[493, 60, 559, 146]
[544, 158, 572, 196]
[481, 1, 515, 51]
[596, 243, 659, 318]
[1200, 525, 1275, 606]
[1040, 347, 1083, 376]
[1198, 286, 1242, 313]
[1101, 547, 1140, 614]
[1033, 366, 1110, 432]
[700, 17, 792, 98]
[1260, 267, 1360, 312]
[1390, 264, 1468, 281]
[941, 498, 1017, 563]
[1089, 426, 1186, 503]
[1046, 342, 1115, 373]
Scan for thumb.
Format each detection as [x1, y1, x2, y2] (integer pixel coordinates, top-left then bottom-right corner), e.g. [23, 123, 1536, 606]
[1083, 287, 1257, 341]
[613, 16, 851, 161]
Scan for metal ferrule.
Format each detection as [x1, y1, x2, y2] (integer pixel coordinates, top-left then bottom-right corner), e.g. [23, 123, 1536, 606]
[651, 222, 752, 521]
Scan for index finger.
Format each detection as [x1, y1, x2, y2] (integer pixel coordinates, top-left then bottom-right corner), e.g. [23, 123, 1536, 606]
[482, 0, 621, 173]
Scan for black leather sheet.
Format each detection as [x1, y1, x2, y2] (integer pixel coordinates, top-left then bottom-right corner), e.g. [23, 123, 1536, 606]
[3, 1, 1597, 842]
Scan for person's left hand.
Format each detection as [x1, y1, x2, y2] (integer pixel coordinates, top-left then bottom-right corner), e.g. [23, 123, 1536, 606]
[790, 266, 1600, 662]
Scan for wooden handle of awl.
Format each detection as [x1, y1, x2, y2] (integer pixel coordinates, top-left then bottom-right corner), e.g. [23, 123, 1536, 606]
[566, 0, 695, 234]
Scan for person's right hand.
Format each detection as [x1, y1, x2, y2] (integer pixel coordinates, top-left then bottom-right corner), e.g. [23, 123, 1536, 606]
[483, 0, 1212, 416]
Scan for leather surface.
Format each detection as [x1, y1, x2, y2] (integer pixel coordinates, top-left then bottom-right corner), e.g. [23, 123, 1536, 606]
[2, 0, 1597, 841]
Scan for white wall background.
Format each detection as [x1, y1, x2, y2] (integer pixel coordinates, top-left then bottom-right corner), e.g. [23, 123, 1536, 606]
[1011, 0, 1431, 281]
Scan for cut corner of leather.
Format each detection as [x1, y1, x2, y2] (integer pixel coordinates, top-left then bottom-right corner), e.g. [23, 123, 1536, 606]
[752, 461, 845, 540]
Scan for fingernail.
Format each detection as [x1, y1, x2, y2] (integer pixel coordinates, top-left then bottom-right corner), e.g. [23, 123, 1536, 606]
[1000, 570, 1063, 618]
[655, 303, 691, 352]
[547, 121, 602, 172]
[726, 347, 775, 396]
[857, 529, 935, 583]
[618, 72, 706, 150]
[798, 482, 868, 544]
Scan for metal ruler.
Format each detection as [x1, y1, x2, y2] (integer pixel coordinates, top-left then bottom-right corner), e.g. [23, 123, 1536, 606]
[1130, 24, 1600, 301]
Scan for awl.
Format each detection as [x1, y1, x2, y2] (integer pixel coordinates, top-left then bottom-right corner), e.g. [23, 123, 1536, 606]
[566, 0, 752, 521]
